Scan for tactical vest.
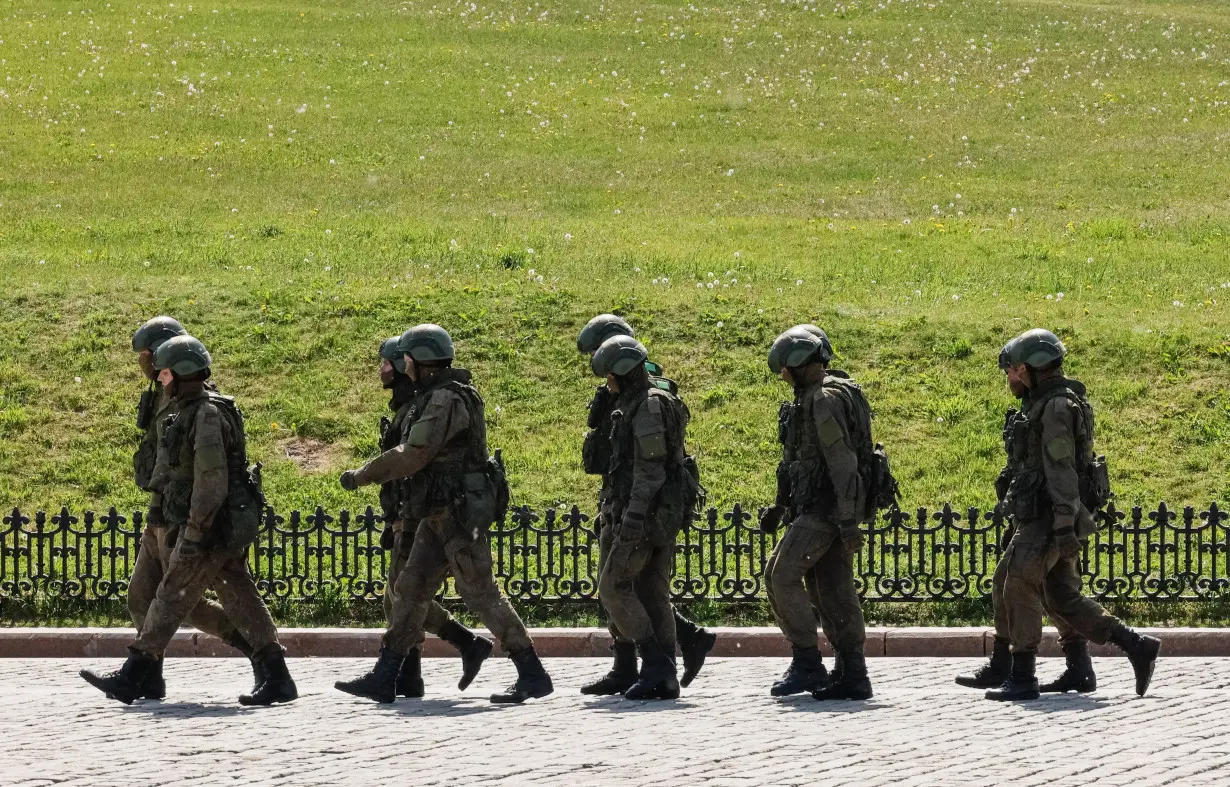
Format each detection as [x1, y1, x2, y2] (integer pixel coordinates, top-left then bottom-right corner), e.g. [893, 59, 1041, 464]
[1001, 377, 1110, 526]
[378, 397, 417, 523]
[404, 369, 492, 512]
[157, 391, 265, 548]
[606, 385, 700, 544]
[133, 384, 166, 492]
[583, 371, 680, 478]
[777, 371, 897, 522]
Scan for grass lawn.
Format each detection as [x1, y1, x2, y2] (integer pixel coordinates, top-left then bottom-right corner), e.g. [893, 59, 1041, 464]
[2, 0, 1229, 523]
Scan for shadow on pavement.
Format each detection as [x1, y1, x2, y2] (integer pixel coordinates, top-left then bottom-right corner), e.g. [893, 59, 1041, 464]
[383, 698, 510, 717]
[124, 701, 253, 718]
[583, 698, 702, 713]
[775, 697, 890, 714]
[1014, 695, 1112, 713]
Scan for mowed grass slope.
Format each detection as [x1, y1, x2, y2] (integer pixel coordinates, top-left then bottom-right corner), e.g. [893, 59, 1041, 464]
[1, 0, 1229, 519]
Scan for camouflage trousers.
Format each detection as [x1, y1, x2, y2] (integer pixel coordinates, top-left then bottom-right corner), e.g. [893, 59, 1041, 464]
[383, 519, 457, 649]
[383, 509, 532, 656]
[1001, 524, 1119, 654]
[597, 513, 698, 648]
[991, 548, 1087, 648]
[127, 524, 247, 650]
[766, 516, 865, 654]
[597, 529, 676, 651]
[130, 529, 279, 659]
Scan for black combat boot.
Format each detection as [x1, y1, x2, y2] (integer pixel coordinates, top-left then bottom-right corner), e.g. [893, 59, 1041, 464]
[581, 641, 638, 696]
[1040, 640, 1097, 694]
[335, 648, 403, 704]
[437, 619, 494, 691]
[985, 651, 1040, 701]
[829, 651, 845, 684]
[813, 650, 873, 701]
[80, 650, 161, 705]
[624, 638, 680, 701]
[955, 636, 1011, 689]
[770, 645, 828, 697]
[490, 647, 554, 704]
[135, 658, 167, 701]
[676, 613, 717, 689]
[239, 645, 299, 706]
[396, 648, 425, 699]
[1108, 623, 1161, 696]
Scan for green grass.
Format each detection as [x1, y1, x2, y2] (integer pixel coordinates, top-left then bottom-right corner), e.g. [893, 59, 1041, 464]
[2, 0, 1230, 524]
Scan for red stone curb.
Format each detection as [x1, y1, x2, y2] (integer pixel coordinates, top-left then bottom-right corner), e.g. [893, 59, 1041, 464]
[0, 627, 1223, 658]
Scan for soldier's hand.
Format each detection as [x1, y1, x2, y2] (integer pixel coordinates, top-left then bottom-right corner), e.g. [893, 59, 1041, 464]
[177, 538, 204, 561]
[758, 505, 786, 533]
[380, 524, 395, 551]
[340, 470, 360, 491]
[146, 505, 164, 527]
[839, 523, 865, 553]
[1055, 527, 1082, 560]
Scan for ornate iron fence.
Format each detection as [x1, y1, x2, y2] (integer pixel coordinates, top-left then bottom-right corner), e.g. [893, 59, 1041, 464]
[2, 502, 1229, 604]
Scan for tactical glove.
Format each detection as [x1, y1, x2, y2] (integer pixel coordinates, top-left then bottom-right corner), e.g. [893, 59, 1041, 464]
[838, 522, 865, 553]
[340, 470, 360, 491]
[146, 505, 165, 528]
[758, 505, 786, 533]
[1055, 527, 1082, 560]
[177, 538, 205, 561]
[380, 524, 395, 551]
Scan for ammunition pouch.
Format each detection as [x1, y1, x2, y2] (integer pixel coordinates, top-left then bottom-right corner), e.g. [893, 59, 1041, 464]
[133, 433, 158, 491]
[581, 429, 613, 475]
[378, 481, 402, 525]
[447, 470, 496, 550]
[863, 442, 899, 522]
[654, 455, 703, 544]
[786, 459, 825, 514]
[216, 462, 265, 550]
[1080, 454, 1112, 515]
[774, 461, 792, 508]
[1005, 469, 1046, 523]
[136, 387, 156, 430]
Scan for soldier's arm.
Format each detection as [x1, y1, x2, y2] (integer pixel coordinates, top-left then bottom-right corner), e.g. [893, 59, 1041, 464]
[185, 404, 229, 540]
[624, 397, 669, 524]
[812, 388, 861, 524]
[1040, 397, 1082, 531]
[353, 390, 469, 486]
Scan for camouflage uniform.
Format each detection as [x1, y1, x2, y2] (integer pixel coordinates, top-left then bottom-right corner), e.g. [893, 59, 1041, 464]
[350, 368, 533, 657]
[131, 383, 280, 659]
[765, 364, 866, 656]
[126, 384, 250, 652]
[1000, 376, 1119, 655]
[376, 382, 459, 642]
[597, 380, 692, 653]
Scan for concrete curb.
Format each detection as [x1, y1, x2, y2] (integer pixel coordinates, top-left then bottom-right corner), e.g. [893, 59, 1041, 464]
[0, 627, 1224, 658]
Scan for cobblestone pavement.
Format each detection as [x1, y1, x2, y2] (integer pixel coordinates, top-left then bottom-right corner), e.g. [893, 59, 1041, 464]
[2, 657, 1228, 786]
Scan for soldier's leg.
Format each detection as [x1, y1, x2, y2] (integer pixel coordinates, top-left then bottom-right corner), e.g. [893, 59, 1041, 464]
[448, 534, 533, 654]
[148, 527, 249, 653]
[382, 521, 412, 622]
[956, 555, 1012, 688]
[210, 548, 280, 654]
[384, 517, 452, 656]
[1044, 555, 1117, 645]
[767, 524, 831, 650]
[808, 525, 872, 700]
[766, 521, 831, 696]
[986, 535, 1050, 701]
[583, 513, 639, 695]
[634, 544, 677, 652]
[130, 545, 228, 658]
[126, 526, 163, 631]
[598, 539, 657, 645]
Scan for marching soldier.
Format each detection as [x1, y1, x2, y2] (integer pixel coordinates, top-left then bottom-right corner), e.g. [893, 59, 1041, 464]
[761, 325, 889, 701]
[371, 337, 492, 698]
[984, 329, 1160, 701]
[335, 324, 553, 704]
[576, 314, 716, 694]
[82, 336, 297, 705]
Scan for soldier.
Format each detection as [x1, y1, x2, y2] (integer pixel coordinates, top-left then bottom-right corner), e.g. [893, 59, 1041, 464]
[372, 337, 493, 698]
[956, 335, 1095, 694]
[335, 324, 552, 704]
[984, 329, 1161, 701]
[760, 326, 876, 701]
[575, 314, 716, 695]
[123, 317, 261, 701]
[82, 336, 297, 706]
[589, 335, 700, 700]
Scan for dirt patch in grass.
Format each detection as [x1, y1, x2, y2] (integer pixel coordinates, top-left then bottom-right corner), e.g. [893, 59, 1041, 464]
[278, 436, 344, 474]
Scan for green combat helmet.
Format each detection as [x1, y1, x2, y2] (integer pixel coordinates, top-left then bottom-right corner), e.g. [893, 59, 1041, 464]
[379, 336, 408, 375]
[767, 325, 834, 374]
[1003, 329, 1065, 369]
[577, 313, 633, 354]
[398, 323, 455, 363]
[591, 335, 648, 377]
[132, 316, 186, 353]
[153, 335, 212, 376]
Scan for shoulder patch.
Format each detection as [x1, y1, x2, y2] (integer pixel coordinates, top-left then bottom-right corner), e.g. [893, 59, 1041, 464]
[817, 416, 845, 447]
[407, 418, 437, 447]
[1046, 436, 1075, 461]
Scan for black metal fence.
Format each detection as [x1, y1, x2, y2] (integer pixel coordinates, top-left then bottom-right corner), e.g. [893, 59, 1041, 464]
[2, 502, 1229, 604]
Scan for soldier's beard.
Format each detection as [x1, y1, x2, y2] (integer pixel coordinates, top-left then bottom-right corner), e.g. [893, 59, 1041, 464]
[1008, 379, 1029, 399]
